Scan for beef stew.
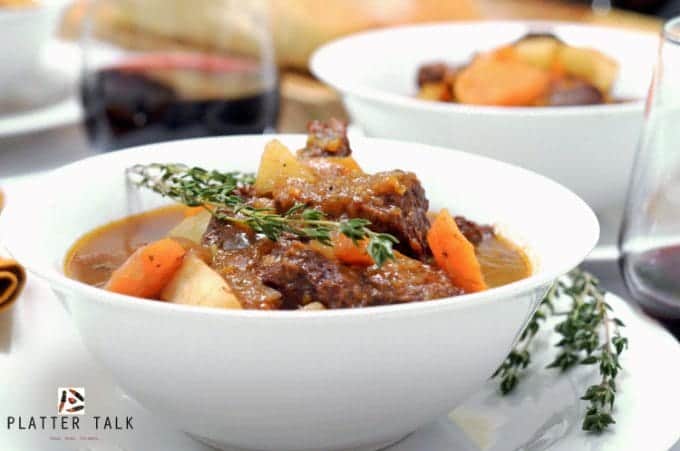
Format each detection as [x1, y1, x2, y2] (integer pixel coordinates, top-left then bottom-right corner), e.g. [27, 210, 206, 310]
[65, 120, 532, 310]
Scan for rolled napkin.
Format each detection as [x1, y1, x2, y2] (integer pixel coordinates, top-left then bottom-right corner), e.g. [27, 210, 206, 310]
[0, 257, 25, 312]
[0, 188, 26, 311]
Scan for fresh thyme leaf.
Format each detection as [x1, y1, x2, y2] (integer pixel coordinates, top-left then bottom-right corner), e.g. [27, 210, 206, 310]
[366, 233, 398, 267]
[339, 218, 372, 242]
[127, 163, 398, 266]
[301, 208, 325, 221]
[127, 163, 252, 207]
[492, 269, 628, 434]
[284, 203, 307, 217]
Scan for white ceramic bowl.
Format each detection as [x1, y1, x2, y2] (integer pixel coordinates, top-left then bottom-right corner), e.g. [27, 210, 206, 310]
[0, 136, 598, 451]
[311, 21, 658, 216]
[0, 0, 67, 87]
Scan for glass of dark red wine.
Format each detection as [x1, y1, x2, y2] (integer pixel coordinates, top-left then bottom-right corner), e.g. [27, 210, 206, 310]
[620, 16, 680, 320]
[80, 0, 279, 151]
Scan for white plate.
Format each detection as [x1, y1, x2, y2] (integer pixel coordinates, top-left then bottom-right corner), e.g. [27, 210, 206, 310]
[0, 276, 677, 450]
[0, 39, 82, 138]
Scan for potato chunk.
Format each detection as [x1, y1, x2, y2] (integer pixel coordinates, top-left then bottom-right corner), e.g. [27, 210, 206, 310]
[557, 46, 618, 94]
[514, 36, 561, 70]
[167, 210, 212, 244]
[254, 139, 316, 195]
[160, 253, 242, 309]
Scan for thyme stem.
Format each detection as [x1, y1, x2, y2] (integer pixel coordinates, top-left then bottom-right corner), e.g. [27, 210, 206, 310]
[493, 269, 628, 433]
[126, 163, 399, 266]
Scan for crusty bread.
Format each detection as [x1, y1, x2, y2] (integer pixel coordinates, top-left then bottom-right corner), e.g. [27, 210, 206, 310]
[62, 0, 478, 69]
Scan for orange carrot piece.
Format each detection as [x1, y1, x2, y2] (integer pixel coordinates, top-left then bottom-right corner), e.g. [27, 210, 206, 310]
[333, 233, 374, 266]
[427, 209, 487, 293]
[105, 238, 187, 299]
[548, 58, 566, 82]
[455, 57, 550, 106]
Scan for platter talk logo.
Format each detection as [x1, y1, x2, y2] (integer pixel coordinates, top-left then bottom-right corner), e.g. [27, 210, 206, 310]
[6, 385, 133, 435]
[57, 388, 85, 415]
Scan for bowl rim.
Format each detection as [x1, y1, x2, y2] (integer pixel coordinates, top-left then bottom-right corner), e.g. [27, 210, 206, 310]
[310, 20, 654, 117]
[0, 134, 600, 320]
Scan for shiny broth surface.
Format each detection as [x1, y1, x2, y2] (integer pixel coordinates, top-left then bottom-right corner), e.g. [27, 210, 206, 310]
[65, 205, 186, 287]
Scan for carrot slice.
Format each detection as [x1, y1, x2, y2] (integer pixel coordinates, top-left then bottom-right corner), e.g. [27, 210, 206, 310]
[332, 233, 374, 266]
[548, 59, 566, 82]
[427, 209, 487, 293]
[455, 57, 550, 106]
[105, 238, 187, 299]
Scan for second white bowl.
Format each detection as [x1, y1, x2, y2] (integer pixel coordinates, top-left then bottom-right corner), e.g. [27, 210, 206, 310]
[311, 21, 658, 216]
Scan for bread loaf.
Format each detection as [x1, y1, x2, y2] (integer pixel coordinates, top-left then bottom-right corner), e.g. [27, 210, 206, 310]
[63, 0, 478, 69]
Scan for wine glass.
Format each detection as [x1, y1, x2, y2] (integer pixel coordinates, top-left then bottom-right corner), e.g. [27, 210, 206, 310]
[80, 0, 278, 152]
[620, 16, 680, 320]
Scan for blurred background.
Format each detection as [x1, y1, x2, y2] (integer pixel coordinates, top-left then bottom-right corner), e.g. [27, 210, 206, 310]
[0, 0, 674, 248]
[0, 0, 673, 147]
[61, 0, 677, 133]
[0, 0, 680, 155]
[0, 0, 673, 245]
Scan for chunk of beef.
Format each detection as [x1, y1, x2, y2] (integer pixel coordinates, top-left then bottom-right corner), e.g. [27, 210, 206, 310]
[205, 219, 463, 310]
[215, 247, 284, 310]
[417, 62, 460, 88]
[259, 240, 366, 309]
[273, 170, 431, 257]
[298, 118, 352, 158]
[417, 62, 448, 87]
[364, 254, 463, 303]
[547, 78, 604, 106]
[205, 219, 283, 310]
[455, 216, 493, 246]
[259, 240, 461, 309]
[203, 215, 255, 250]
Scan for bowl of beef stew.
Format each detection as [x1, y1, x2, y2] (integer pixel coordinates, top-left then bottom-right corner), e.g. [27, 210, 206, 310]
[311, 21, 657, 217]
[0, 120, 598, 451]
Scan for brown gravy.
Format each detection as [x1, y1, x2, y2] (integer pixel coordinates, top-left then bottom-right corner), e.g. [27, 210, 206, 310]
[64, 205, 186, 287]
[477, 234, 531, 287]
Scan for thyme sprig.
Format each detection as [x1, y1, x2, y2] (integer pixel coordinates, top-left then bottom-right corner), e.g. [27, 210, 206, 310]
[126, 163, 398, 266]
[493, 269, 628, 433]
[127, 163, 254, 208]
[492, 285, 556, 394]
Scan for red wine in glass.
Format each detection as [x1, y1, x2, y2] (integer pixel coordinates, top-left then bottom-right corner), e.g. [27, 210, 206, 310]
[619, 18, 680, 335]
[81, 54, 279, 151]
[622, 245, 680, 321]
